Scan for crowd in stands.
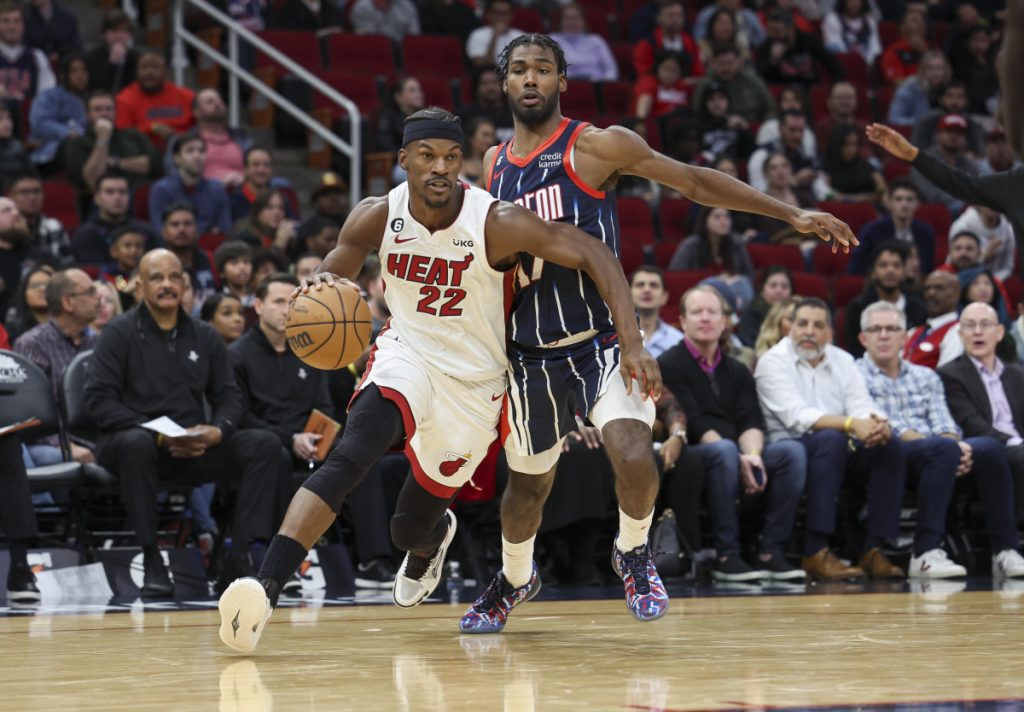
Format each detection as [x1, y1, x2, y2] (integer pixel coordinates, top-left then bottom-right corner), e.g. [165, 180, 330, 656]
[2, 0, 1024, 599]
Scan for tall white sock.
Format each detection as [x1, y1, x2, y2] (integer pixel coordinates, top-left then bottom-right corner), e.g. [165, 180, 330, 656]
[616, 508, 655, 552]
[502, 535, 536, 588]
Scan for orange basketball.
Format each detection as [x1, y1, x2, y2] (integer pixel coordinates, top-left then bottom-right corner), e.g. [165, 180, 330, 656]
[286, 283, 373, 370]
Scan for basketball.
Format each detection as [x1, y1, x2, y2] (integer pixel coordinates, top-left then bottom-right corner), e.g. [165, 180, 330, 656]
[286, 283, 373, 370]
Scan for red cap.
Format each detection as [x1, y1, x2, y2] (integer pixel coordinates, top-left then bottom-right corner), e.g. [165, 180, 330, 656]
[937, 114, 968, 132]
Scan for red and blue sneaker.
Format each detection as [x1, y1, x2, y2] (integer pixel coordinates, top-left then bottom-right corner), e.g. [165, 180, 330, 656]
[459, 564, 541, 634]
[611, 537, 669, 622]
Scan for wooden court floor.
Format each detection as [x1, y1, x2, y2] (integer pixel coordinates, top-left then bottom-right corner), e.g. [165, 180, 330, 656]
[2, 589, 1024, 711]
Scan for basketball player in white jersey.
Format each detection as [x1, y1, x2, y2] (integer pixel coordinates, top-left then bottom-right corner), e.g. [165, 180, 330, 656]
[217, 108, 659, 653]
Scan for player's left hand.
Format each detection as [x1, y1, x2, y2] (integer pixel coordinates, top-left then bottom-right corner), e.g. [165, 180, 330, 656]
[790, 210, 859, 254]
[293, 273, 362, 298]
[620, 345, 662, 401]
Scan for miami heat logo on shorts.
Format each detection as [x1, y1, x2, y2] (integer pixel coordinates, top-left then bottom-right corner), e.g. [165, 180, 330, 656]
[440, 452, 472, 477]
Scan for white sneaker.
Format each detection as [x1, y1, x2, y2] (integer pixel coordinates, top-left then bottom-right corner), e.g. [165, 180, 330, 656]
[993, 549, 1024, 579]
[908, 549, 966, 579]
[393, 509, 457, 608]
[219, 577, 274, 653]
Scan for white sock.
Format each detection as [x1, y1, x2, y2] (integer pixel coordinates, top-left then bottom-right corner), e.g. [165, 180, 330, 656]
[616, 508, 655, 552]
[502, 535, 536, 588]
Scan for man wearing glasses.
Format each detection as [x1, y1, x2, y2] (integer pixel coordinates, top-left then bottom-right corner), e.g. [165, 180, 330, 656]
[14, 268, 100, 466]
[856, 301, 1013, 579]
[939, 302, 1024, 578]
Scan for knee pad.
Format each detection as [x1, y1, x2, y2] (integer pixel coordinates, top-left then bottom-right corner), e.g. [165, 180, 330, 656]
[390, 510, 436, 553]
[302, 446, 378, 514]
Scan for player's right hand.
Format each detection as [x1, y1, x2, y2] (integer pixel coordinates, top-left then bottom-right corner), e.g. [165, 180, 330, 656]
[620, 345, 662, 401]
[293, 272, 361, 297]
[790, 210, 859, 253]
[865, 123, 919, 162]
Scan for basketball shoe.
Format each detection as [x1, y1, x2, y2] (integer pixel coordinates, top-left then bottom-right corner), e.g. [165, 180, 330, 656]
[459, 563, 541, 634]
[218, 578, 274, 653]
[611, 536, 669, 622]
[393, 510, 457, 608]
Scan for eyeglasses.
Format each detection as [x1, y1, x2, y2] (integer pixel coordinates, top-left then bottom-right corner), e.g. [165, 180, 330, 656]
[961, 320, 998, 332]
[864, 325, 903, 334]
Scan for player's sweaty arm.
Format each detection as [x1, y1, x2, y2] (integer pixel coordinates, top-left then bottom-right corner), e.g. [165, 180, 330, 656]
[485, 201, 662, 399]
[578, 126, 859, 252]
[297, 197, 387, 295]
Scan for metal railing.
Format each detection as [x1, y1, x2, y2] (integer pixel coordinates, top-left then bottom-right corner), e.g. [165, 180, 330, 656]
[171, 0, 361, 210]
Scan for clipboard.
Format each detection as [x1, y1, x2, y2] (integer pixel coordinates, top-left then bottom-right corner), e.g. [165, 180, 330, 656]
[303, 408, 342, 462]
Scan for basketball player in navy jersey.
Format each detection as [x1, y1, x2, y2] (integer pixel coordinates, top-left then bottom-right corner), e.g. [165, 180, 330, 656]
[460, 34, 859, 633]
[216, 108, 657, 653]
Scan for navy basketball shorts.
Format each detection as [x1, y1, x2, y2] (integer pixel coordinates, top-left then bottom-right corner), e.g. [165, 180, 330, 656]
[502, 331, 655, 475]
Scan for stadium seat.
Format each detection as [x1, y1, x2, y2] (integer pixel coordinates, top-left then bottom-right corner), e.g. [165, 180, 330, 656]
[511, 7, 545, 33]
[562, 80, 599, 117]
[791, 272, 829, 301]
[883, 158, 910, 181]
[746, 243, 804, 273]
[661, 269, 715, 324]
[657, 197, 693, 243]
[610, 42, 634, 81]
[833, 307, 847, 348]
[616, 196, 655, 245]
[326, 33, 396, 77]
[198, 233, 226, 253]
[933, 232, 948, 267]
[312, 71, 380, 118]
[653, 241, 678, 268]
[600, 80, 633, 117]
[915, 203, 952, 239]
[878, 21, 900, 46]
[619, 242, 647, 276]
[255, 31, 322, 79]
[835, 52, 869, 85]
[832, 274, 865, 307]
[42, 181, 79, 231]
[79, 265, 100, 279]
[133, 182, 150, 222]
[871, 85, 895, 122]
[817, 200, 878, 236]
[401, 36, 465, 77]
[414, 75, 459, 111]
[1005, 275, 1023, 308]
[812, 242, 852, 278]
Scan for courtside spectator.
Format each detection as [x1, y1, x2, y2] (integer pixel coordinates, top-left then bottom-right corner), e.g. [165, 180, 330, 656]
[250, 246, 288, 290]
[695, 1, 764, 62]
[270, 0, 345, 32]
[850, 179, 934, 276]
[879, 8, 929, 85]
[189, 88, 251, 186]
[24, 0, 80, 61]
[855, 302, 973, 579]
[0, 433, 42, 602]
[0, 104, 30, 174]
[846, 242, 926, 357]
[941, 302, 1024, 554]
[888, 50, 951, 127]
[350, 0, 420, 45]
[14, 268, 98, 467]
[738, 266, 793, 348]
[630, 266, 682, 358]
[0, 0, 55, 101]
[71, 173, 159, 264]
[695, 82, 754, 162]
[959, 268, 1011, 329]
[910, 115, 978, 213]
[459, 115, 496, 188]
[903, 271, 963, 369]
[755, 84, 816, 158]
[213, 240, 253, 307]
[6, 172, 71, 265]
[148, 130, 230, 235]
[669, 206, 754, 308]
[28, 52, 87, 168]
[0, 197, 34, 318]
[294, 216, 338, 261]
[293, 252, 321, 281]
[307, 171, 347, 225]
[85, 248, 285, 596]
[662, 286, 807, 582]
[979, 126, 1021, 175]
[5, 262, 52, 340]
[159, 202, 216, 305]
[230, 189, 295, 252]
[61, 90, 161, 195]
[748, 151, 817, 243]
[85, 10, 137, 93]
[115, 49, 195, 151]
[228, 147, 295, 223]
[97, 223, 145, 288]
[467, 0, 524, 69]
[550, 3, 618, 81]
[754, 296, 800, 359]
[813, 82, 866, 152]
[90, 279, 122, 333]
[821, 0, 881, 65]
[757, 7, 842, 86]
[756, 297, 904, 581]
[747, 111, 819, 194]
[693, 45, 774, 125]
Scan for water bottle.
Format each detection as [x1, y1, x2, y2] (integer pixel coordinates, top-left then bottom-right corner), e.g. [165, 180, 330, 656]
[446, 560, 463, 604]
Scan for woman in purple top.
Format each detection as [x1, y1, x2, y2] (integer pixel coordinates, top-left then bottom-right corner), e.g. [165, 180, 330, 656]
[550, 3, 618, 82]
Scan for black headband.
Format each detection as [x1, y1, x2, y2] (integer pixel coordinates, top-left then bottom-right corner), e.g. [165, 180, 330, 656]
[403, 119, 465, 147]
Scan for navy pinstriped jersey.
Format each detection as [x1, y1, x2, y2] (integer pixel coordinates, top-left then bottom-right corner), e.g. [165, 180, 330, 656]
[486, 117, 619, 347]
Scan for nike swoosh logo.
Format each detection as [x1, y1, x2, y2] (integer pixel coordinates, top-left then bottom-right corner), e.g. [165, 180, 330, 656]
[394, 235, 417, 244]
[491, 393, 503, 401]
[231, 609, 241, 638]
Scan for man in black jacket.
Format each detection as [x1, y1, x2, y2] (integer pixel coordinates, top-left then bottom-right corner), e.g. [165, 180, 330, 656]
[85, 249, 284, 597]
[845, 241, 926, 356]
[868, 123, 1024, 278]
[939, 302, 1024, 571]
[659, 285, 807, 583]
[229, 273, 399, 588]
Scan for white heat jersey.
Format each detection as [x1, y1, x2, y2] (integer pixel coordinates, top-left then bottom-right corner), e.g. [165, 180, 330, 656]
[380, 181, 509, 381]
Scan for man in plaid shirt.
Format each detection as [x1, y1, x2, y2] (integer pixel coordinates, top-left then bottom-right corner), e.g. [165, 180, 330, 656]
[856, 300, 1023, 578]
